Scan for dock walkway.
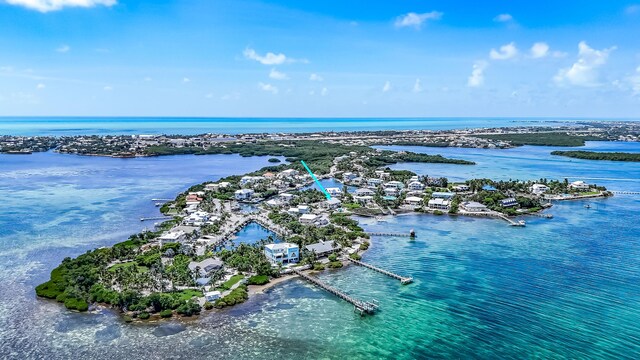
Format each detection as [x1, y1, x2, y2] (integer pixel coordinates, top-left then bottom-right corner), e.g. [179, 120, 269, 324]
[365, 232, 413, 237]
[347, 258, 413, 284]
[291, 268, 379, 315]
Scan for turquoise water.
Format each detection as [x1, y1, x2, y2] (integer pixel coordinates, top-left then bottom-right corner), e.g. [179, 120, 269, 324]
[1, 117, 634, 136]
[1, 142, 640, 359]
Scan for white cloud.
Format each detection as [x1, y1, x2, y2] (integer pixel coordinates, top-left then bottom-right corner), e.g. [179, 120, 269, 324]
[630, 66, 640, 95]
[258, 82, 278, 94]
[467, 61, 488, 87]
[143, 77, 152, 82]
[221, 92, 240, 101]
[394, 11, 442, 29]
[413, 78, 423, 93]
[490, 42, 518, 60]
[321, 87, 328, 96]
[205, 93, 214, 99]
[530, 42, 549, 58]
[243, 48, 307, 66]
[382, 81, 392, 92]
[182, 77, 190, 83]
[269, 68, 289, 80]
[6, 0, 116, 12]
[36, 83, 46, 89]
[626, 4, 640, 14]
[554, 41, 616, 87]
[103, 86, 113, 91]
[309, 73, 323, 82]
[56, 44, 70, 53]
[493, 13, 513, 22]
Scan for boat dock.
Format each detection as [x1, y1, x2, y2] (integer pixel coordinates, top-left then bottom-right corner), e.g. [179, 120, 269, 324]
[291, 268, 379, 315]
[151, 198, 173, 202]
[611, 191, 640, 195]
[140, 216, 173, 222]
[347, 258, 413, 284]
[365, 231, 414, 237]
[496, 214, 526, 226]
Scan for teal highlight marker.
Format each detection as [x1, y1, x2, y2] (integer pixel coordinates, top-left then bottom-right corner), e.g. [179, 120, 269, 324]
[300, 160, 331, 199]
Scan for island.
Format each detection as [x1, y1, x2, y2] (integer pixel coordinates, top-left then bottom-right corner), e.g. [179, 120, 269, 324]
[34, 136, 612, 321]
[551, 150, 640, 162]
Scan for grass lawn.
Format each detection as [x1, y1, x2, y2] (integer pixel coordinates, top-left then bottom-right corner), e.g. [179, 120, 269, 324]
[217, 274, 244, 290]
[108, 262, 149, 273]
[173, 289, 204, 301]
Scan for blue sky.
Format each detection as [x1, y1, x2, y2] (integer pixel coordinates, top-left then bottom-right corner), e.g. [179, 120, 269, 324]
[1, 0, 639, 117]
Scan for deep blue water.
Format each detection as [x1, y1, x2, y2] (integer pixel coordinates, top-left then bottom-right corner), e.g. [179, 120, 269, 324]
[1, 117, 636, 136]
[1, 142, 639, 359]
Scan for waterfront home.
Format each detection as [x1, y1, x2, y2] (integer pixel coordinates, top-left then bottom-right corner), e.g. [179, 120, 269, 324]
[287, 207, 300, 216]
[432, 192, 455, 199]
[569, 181, 590, 191]
[305, 240, 340, 257]
[461, 201, 488, 212]
[240, 176, 264, 185]
[355, 188, 375, 196]
[453, 184, 470, 192]
[279, 193, 294, 203]
[374, 170, 391, 179]
[530, 184, 549, 195]
[408, 181, 425, 191]
[184, 211, 210, 226]
[205, 291, 222, 302]
[409, 175, 419, 182]
[218, 181, 231, 188]
[234, 189, 254, 201]
[326, 187, 343, 197]
[204, 183, 219, 191]
[297, 205, 310, 214]
[500, 198, 518, 207]
[158, 230, 187, 244]
[186, 193, 203, 202]
[325, 198, 342, 209]
[385, 180, 405, 189]
[342, 172, 357, 181]
[300, 213, 318, 224]
[353, 195, 374, 204]
[404, 196, 423, 206]
[367, 178, 384, 187]
[188, 258, 223, 278]
[264, 243, 299, 265]
[428, 198, 450, 210]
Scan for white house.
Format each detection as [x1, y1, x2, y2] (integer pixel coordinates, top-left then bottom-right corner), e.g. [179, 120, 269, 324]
[279, 169, 299, 178]
[240, 176, 263, 185]
[326, 187, 343, 197]
[530, 184, 549, 195]
[353, 195, 373, 204]
[432, 192, 455, 199]
[355, 188, 375, 196]
[234, 189, 254, 201]
[453, 184, 470, 192]
[404, 196, 423, 206]
[158, 230, 187, 244]
[367, 178, 384, 187]
[297, 205, 310, 214]
[264, 243, 299, 264]
[569, 181, 590, 191]
[384, 187, 400, 196]
[461, 201, 488, 212]
[188, 258, 223, 278]
[408, 181, 425, 191]
[500, 198, 518, 207]
[299, 213, 318, 224]
[279, 193, 295, 203]
[205, 291, 222, 302]
[428, 198, 450, 210]
[343, 172, 357, 181]
[325, 198, 342, 209]
[385, 181, 405, 189]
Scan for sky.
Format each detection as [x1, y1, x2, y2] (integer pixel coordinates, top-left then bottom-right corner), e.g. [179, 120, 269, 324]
[1, 0, 640, 118]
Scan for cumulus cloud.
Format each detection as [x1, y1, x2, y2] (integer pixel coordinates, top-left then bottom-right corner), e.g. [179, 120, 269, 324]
[554, 41, 616, 87]
[36, 83, 46, 89]
[243, 48, 306, 65]
[467, 61, 488, 87]
[182, 77, 190, 83]
[490, 42, 518, 60]
[258, 82, 278, 94]
[394, 11, 442, 29]
[530, 42, 549, 58]
[309, 73, 323, 82]
[6, 0, 116, 13]
[269, 68, 289, 80]
[413, 78, 423, 93]
[493, 13, 514, 22]
[630, 66, 640, 95]
[103, 86, 113, 91]
[321, 87, 328, 96]
[382, 81, 392, 92]
[56, 44, 70, 53]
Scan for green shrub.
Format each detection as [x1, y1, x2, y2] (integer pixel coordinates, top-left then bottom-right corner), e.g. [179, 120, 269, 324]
[63, 297, 88, 311]
[328, 253, 338, 262]
[138, 312, 151, 320]
[123, 315, 133, 323]
[359, 242, 370, 251]
[159, 309, 173, 318]
[204, 302, 214, 310]
[268, 158, 281, 163]
[433, 210, 444, 215]
[247, 275, 269, 285]
[313, 263, 325, 271]
[176, 301, 201, 316]
[328, 261, 343, 269]
[349, 253, 362, 261]
[214, 285, 249, 308]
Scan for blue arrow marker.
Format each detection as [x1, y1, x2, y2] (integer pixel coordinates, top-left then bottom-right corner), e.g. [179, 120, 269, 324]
[300, 160, 332, 200]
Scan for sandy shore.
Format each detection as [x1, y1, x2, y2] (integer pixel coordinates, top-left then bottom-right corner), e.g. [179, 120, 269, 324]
[247, 273, 299, 295]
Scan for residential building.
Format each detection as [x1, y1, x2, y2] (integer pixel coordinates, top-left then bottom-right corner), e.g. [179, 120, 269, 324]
[530, 184, 549, 194]
[355, 188, 375, 196]
[453, 184, 470, 192]
[326, 187, 343, 197]
[432, 192, 455, 199]
[297, 205, 310, 214]
[408, 181, 425, 191]
[569, 181, 590, 191]
[264, 243, 299, 264]
[325, 198, 342, 209]
[500, 198, 518, 207]
[343, 172, 357, 181]
[367, 178, 384, 187]
[385, 180, 404, 189]
[188, 258, 224, 278]
[234, 189, 254, 201]
[461, 201, 488, 212]
[299, 213, 318, 224]
[305, 240, 340, 257]
[384, 187, 400, 196]
[279, 169, 299, 178]
[428, 198, 450, 210]
[205, 291, 222, 302]
[404, 196, 423, 206]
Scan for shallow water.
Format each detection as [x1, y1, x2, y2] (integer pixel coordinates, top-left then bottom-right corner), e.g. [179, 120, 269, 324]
[1, 143, 640, 359]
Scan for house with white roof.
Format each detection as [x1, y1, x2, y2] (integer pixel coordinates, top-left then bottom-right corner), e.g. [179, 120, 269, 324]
[279, 169, 299, 178]
[355, 188, 375, 196]
[342, 172, 357, 181]
[299, 213, 318, 224]
[326, 187, 343, 197]
[408, 181, 425, 191]
[234, 189, 254, 201]
[569, 181, 590, 191]
[385, 181, 405, 189]
[428, 198, 450, 210]
[367, 178, 384, 187]
[530, 184, 549, 195]
[432, 192, 455, 199]
[404, 196, 423, 206]
[461, 201, 488, 212]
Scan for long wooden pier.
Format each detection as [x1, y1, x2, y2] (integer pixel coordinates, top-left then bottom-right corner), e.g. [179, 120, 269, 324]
[365, 232, 413, 237]
[347, 258, 413, 284]
[611, 191, 640, 195]
[140, 216, 173, 222]
[291, 268, 379, 315]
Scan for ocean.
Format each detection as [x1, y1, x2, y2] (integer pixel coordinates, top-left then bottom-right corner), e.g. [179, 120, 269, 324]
[1, 117, 637, 136]
[1, 123, 639, 359]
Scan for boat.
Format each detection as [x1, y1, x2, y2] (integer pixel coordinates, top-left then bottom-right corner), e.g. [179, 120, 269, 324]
[584, 204, 592, 209]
